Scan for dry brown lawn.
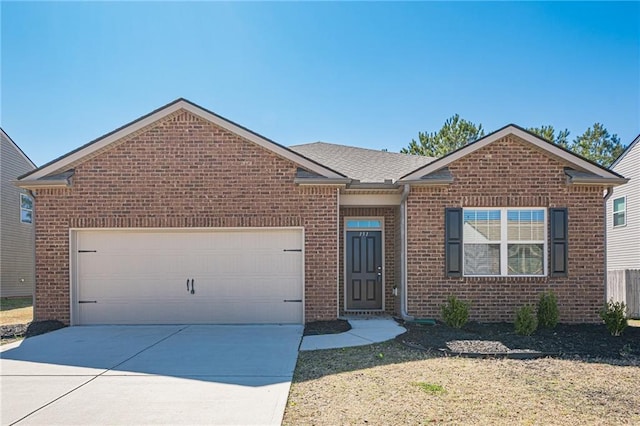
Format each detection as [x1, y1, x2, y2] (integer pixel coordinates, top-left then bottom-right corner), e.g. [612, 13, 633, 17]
[284, 341, 640, 425]
[0, 297, 33, 326]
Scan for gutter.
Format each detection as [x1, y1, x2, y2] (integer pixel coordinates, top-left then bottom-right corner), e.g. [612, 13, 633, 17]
[399, 184, 414, 321]
[567, 177, 629, 186]
[14, 179, 72, 189]
[293, 177, 351, 186]
[397, 178, 454, 186]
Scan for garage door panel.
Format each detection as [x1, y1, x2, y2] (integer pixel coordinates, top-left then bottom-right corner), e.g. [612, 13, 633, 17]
[76, 229, 303, 325]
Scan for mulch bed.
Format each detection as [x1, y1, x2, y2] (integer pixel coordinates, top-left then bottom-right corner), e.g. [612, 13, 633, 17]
[303, 319, 351, 336]
[397, 320, 640, 361]
[1, 320, 66, 341]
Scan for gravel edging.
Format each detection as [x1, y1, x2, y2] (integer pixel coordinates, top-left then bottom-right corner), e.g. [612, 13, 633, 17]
[398, 338, 555, 359]
[1, 320, 66, 341]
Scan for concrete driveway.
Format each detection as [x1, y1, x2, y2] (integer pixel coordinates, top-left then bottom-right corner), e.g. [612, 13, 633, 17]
[0, 325, 302, 425]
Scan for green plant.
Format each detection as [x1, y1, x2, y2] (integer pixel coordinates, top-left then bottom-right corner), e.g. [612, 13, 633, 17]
[441, 296, 470, 328]
[600, 299, 628, 336]
[620, 344, 633, 358]
[537, 291, 559, 329]
[413, 382, 446, 395]
[515, 305, 538, 336]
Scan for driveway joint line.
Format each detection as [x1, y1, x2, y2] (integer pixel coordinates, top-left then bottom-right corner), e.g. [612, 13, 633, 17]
[9, 325, 191, 425]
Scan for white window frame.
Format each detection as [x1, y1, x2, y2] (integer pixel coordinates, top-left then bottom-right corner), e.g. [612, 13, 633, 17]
[463, 207, 547, 277]
[20, 193, 33, 224]
[612, 196, 626, 227]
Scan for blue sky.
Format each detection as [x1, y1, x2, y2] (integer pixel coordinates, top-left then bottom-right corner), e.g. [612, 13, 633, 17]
[2, 1, 639, 167]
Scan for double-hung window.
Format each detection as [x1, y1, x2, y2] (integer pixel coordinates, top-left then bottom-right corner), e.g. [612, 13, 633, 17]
[613, 197, 626, 227]
[463, 208, 546, 276]
[20, 194, 33, 224]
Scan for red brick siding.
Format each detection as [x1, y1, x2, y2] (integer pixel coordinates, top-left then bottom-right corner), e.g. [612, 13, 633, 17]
[339, 207, 397, 315]
[406, 135, 605, 323]
[34, 110, 339, 324]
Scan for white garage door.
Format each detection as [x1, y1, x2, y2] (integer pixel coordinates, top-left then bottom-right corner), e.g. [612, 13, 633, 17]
[73, 229, 303, 325]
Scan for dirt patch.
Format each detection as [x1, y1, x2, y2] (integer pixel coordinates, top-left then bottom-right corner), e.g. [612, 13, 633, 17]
[284, 341, 640, 425]
[303, 319, 351, 336]
[398, 321, 640, 361]
[0, 297, 33, 325]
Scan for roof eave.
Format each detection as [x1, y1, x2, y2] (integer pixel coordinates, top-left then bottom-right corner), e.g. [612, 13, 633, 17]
[397, 178, 454, 186]
[567, 177, 629, 186]
[400, 125, 625, 182]
[293, 178, 351, 186]
[347, 181, 400, 190]
[15, 179, 71, 189]
[19, 99, 346, 182]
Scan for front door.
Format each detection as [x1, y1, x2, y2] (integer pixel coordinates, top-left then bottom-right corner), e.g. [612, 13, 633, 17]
[346, 230, 383, 310]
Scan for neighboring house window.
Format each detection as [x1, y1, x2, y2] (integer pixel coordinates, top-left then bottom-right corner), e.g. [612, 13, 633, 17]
[613, 197, 626, 227]
[20, 193, 33, 224]
[463, 208, 546, 276]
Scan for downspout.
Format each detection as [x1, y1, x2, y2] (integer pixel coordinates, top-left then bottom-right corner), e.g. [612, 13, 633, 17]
[336, 187, 341, 319]
[603, 186, 614, 303]
[400, 184, 414, 320]
[28, 190, 37, 321]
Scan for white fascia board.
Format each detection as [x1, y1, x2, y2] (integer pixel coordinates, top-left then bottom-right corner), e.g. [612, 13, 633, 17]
[568, 177, 629, 186]
[340, 193, 402, 206]
[14, 179, 70, 189]
[401, 125, 623, 181]
[22, 100, 344, 181]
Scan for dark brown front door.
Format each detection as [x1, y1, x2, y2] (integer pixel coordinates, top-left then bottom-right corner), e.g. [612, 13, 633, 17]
[346, 231, 382, 310]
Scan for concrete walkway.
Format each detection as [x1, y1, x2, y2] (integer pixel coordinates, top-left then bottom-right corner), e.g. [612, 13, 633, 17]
[1, 325, 302, 426]
[300, 318, 406, 351]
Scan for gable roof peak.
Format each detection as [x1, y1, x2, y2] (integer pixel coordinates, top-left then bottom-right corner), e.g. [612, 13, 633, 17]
[17, 99, 346, 184]
[400, 123, 626, 185]
[610, 134, 640, 169]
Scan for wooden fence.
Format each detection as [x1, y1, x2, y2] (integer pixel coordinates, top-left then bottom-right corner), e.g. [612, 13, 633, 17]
[607, 269, 640, 318]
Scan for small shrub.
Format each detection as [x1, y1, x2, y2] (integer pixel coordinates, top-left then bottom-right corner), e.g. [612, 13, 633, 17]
[441, 296, 470, 329]
[600, 299, 628, 336]
[515, 305, 538, 336]
[537, 291, 559, 329]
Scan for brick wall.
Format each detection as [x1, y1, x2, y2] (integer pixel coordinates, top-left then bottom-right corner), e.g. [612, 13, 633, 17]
[406, 135, 606, 323]
[339, 207, 397, 315]
[34, 110, 339, 324]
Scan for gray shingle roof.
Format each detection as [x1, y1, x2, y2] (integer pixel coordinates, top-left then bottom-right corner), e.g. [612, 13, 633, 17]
[290, 142, 434, 183]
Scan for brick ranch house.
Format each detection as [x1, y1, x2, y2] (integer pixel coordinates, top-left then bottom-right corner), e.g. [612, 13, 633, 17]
[17, 99, 627, 325]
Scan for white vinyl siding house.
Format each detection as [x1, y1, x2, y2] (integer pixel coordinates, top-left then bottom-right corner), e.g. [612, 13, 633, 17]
[607, 136, 640, 270]
[606, 135, 640, 317]
[1, 129, 36, 298]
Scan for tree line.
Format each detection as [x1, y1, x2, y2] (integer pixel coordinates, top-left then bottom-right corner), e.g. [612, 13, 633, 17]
[401, 114, 625, 167]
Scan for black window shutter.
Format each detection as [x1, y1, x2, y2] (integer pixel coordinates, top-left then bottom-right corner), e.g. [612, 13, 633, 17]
[445, 208, 463, 277]
[550, 208, 568, 277]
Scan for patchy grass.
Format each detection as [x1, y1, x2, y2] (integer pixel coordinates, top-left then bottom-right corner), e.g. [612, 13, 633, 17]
[413, 381, 446, 395]
[629, 319, 640, 328]
[0, 297, 33, 326]
[284, 341, 640, 425]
